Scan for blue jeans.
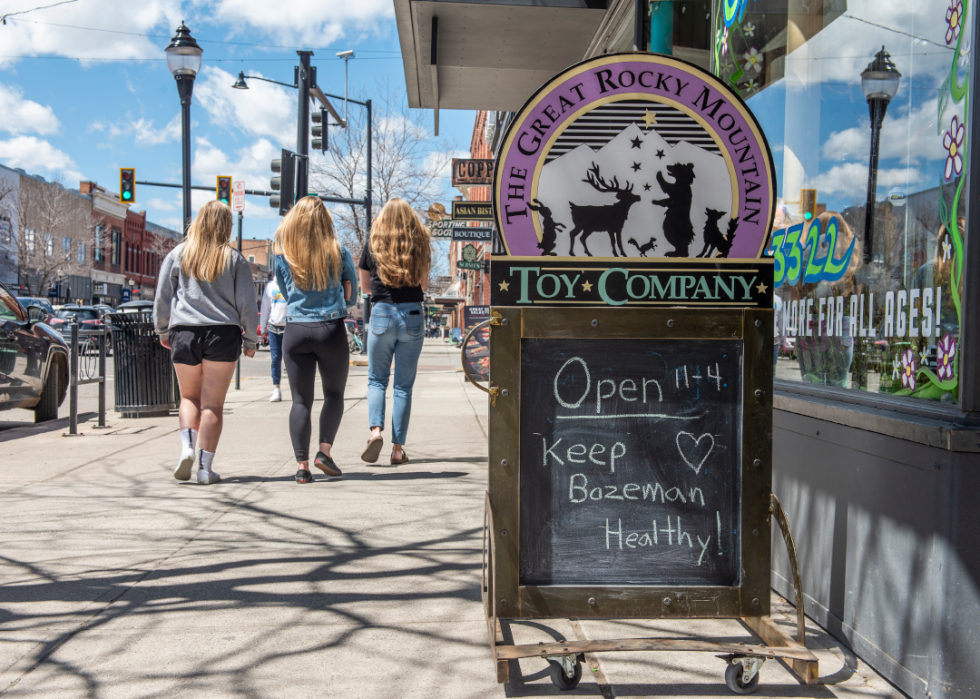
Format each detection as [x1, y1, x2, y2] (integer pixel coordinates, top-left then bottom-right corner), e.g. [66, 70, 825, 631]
[367, 302, 425, 445]
[269, 329, 284, 385]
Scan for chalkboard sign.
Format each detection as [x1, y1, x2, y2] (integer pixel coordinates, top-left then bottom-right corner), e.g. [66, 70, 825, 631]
[519, 338, 743, 586]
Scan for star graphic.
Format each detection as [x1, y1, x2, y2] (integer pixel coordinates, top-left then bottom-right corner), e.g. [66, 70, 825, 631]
[582, 280, 593, 292]
[640, 109, 658, 130]
[631, 162, 642, 172]
[643, 183, 652, 191]
[630, 136, 643, 149]
[756, 282, 768, 294]
[656, 149, 666, 159]
[498, 280, 510, 291]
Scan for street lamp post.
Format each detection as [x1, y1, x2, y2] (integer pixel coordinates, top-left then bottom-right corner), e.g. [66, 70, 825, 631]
[165, 22, 203, 237]
[860, 46, 901, 265]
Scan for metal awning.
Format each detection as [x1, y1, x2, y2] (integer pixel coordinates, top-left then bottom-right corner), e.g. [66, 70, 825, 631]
[394, 0, 609, 126]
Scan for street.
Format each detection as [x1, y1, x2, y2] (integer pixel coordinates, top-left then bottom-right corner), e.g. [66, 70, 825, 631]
[0, 340, 903, 698]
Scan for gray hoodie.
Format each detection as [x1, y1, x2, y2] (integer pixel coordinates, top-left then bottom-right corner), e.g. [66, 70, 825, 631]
[153, 243, 260, 350]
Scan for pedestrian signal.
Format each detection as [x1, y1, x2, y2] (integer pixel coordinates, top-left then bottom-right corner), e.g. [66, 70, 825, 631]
[216, 176, 232, 205]
[119, 168, 135, 204]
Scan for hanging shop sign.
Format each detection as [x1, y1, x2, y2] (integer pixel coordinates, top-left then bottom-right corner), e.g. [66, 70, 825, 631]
[452, 158, 496, 186]
[452, 201, 494, 221]
[457, 243, 484, 270]
[430, 220, 456, 238]
[453, 225, 494, 243]
[491, 52, 776, 307]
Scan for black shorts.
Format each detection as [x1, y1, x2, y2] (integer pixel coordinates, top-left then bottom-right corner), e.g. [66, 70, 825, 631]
[170, 325, 242, 365]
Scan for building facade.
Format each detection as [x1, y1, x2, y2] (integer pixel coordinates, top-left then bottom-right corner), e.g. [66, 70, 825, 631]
[81, 181, 129, 306]
[0, 164, 19, 288]
[395, 1, 980, 697]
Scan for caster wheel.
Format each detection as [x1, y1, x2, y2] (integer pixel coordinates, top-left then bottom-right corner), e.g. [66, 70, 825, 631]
[725, 662, 760, 694]
[549, 659, 582, 690]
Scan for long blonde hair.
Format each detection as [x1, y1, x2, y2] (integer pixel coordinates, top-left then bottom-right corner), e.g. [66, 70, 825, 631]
[274, 197, 342, 291]
[181, 201, 233, 283]
[370, 198, 430, 288]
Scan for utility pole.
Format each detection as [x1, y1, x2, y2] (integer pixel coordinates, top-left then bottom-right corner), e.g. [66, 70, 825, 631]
[361, 97, 374, 354]
[235, 210, 243, 390]
[295, 51, 313, 199]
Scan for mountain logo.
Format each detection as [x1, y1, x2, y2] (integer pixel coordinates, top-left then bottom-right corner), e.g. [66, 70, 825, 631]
[493, 53, 775, 261]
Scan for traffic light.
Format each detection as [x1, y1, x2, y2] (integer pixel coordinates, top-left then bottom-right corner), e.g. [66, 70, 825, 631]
[270, 149, 296, 216]
[216, 176, 232, 205]
[312, 108, 328, 153]
[119, 168, 135, 204]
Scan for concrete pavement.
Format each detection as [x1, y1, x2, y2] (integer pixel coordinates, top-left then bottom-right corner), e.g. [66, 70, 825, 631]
[0, 340, 906, 698]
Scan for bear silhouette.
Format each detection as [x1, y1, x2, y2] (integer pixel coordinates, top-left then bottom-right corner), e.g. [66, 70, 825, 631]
[651, 163, 696, 257]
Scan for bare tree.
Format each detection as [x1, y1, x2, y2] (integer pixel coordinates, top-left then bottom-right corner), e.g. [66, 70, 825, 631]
[309, 81, 455, 262]
[0, 177, 16, 284]
[15, 176, 92, 296]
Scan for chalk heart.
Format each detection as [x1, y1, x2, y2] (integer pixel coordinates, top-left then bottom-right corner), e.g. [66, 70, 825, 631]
[676, 432, 714, 475]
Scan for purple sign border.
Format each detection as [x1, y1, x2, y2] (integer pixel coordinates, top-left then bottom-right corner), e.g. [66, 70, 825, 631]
[493, 53, 776, 260]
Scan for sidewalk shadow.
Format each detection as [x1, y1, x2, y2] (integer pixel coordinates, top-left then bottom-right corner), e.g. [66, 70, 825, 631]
[0, 412, 97, 442]
[218, 471, 469, 483]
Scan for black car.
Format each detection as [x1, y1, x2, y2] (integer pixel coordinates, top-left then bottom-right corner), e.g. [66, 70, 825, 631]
[0, 282, 69, 422]
[48, 306, 103, 341]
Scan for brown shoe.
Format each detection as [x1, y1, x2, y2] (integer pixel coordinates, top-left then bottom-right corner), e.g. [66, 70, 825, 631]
[361, 435, 384, 463]
[391, 450, 409, 465]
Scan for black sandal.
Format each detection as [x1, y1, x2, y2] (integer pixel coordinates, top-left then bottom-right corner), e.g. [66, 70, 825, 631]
[295, 468, 314, 484]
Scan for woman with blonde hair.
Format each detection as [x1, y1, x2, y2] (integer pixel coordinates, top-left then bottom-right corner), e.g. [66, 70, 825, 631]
[154, 201, 259, 485]
[274, 196, 357, 483]
[358, 198, 430, 465]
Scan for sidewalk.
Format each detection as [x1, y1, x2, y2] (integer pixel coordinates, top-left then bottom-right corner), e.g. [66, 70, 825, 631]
[0, 340, 905, 698]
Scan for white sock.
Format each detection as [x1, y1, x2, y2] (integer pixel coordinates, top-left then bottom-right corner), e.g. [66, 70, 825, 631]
[199, 449, 215, 471]
[180, 428, 197, 453]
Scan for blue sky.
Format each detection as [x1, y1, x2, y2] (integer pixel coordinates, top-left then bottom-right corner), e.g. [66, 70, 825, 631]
[0, 0, 475, 240]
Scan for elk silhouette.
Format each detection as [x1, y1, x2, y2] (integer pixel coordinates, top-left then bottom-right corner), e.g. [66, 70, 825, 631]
[526, 198, 564, 255]
[628, 237, 658, 257]
[567, 163, 641, 256]
[696, 209, 739, 258]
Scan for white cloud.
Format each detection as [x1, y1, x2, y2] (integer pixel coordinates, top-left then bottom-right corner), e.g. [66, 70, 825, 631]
[135, 114, 182, 146]
[194, 67, 296, 148]
[205, 0, 393, 45]
[808, 162, 923, 197]
[146, 197, 178, 211]
[0, 136, 83, 182]
[192, 136, 282, 219]
[0, 83, 59, 136]
[821, 98, 946, 165]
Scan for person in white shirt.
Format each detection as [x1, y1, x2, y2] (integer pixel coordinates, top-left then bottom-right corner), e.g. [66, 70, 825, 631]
[260, 268, 288, 401]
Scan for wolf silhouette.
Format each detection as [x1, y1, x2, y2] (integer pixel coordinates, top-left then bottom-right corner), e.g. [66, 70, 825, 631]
[696, 209, 739, 258]
[651, 163, 696, 257]
[628, 237, 658, 257]
[526, 199, 564, 256]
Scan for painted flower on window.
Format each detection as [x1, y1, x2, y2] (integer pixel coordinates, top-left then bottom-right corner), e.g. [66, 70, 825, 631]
[742, 47, 763, 74]
[943, 115, 965, 180]
[946, 0, 964, 45]
[721, 27, 729, 55]
[937, 334, 957, 380]
[743, 22, 756, 37]
[901, 349, 917, 390]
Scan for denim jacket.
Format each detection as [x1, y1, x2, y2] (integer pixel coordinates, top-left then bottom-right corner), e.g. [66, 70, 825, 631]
[275, 247, 358, 322]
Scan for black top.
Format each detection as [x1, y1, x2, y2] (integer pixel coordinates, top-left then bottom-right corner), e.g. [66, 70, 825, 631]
[358, 245, 424, 305]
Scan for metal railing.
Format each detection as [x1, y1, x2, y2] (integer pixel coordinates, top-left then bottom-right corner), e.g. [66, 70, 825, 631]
[66, 319, 108, 435]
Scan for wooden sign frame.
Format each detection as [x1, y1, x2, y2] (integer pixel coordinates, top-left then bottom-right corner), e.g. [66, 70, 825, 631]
[487, 305, 773, 621]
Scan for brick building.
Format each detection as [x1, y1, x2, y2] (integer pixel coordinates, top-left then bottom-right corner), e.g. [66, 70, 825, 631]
[81, 181, 128, 306]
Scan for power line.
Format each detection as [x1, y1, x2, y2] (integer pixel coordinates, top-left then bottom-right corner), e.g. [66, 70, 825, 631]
[0, 0, 79, 25]
[0, 55, 399, 62]
[4, 17, 401, 53]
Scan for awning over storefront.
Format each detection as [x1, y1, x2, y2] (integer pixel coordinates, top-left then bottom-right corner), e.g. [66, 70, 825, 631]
[394, 0, 608, 115]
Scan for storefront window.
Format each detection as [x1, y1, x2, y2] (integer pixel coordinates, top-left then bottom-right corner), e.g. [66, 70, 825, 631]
[714, 0, 971, 403]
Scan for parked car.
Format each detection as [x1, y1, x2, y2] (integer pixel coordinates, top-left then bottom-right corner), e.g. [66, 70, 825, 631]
[0, 282, 69, 422]
[48, 306, 102, 340]
[93, 304, 115, 315]
[14, 296, 55, 319]
[116, 300, 154, 313]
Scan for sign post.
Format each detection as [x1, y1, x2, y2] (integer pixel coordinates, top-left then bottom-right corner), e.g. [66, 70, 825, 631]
[480, 52, 817, 692]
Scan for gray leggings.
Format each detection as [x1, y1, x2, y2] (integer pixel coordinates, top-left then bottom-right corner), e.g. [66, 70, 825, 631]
[282, 320, 349, 461]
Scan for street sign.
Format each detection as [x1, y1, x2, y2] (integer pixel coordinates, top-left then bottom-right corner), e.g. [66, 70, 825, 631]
[232, 181, 245, 212]
[452, 158, 495, 186]
[457, 243, 483, 270]
[451, 201, 493, 221]
[120, 289, 131, 303]
[452, 226, 493, 243]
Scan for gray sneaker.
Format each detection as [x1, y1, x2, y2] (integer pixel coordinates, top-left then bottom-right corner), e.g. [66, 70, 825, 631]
[197, 468, 221, 485]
